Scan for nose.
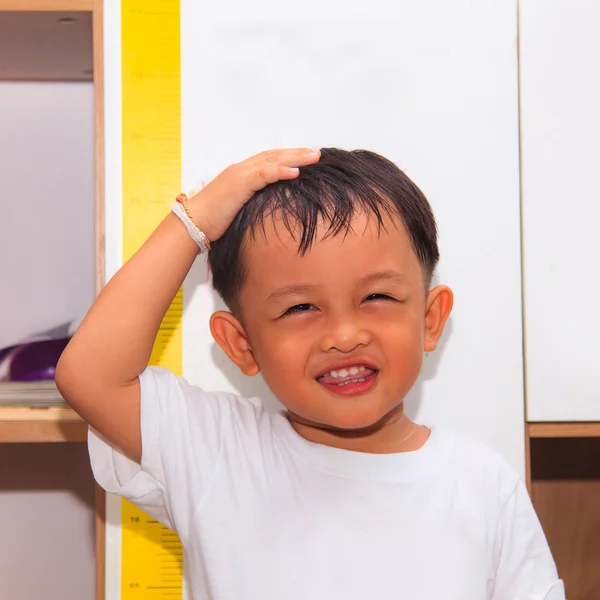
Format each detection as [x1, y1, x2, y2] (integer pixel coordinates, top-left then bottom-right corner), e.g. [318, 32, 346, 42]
[319, 313, 371, 353]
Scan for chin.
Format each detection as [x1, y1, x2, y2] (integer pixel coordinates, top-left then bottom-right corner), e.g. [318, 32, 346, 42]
[305, 404, 397, 433]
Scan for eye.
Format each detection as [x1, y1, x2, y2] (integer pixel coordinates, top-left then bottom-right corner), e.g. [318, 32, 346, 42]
[282, 303, 316, 316]
[363, 293, 395, 302]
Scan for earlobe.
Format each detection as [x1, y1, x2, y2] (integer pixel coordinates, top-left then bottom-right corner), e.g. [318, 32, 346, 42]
[423, 285, 454, 353]
[209, 311, 260, 376]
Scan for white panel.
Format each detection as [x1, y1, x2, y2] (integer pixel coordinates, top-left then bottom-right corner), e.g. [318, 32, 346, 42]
[0, 444, 95, 600]
[520, 0, 600, 421]
[180, 0, 524, 470]
[102, 0, 123, 598]
[0, 82, 94, 348]
[103, 0, 123, 284]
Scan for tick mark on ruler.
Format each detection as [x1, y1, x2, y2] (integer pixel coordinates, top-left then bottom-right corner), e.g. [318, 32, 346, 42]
[147, 586, 181, 589]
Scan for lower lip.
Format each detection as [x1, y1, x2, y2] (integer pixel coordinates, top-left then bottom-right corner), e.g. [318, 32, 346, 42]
[318, 371, 378, 397]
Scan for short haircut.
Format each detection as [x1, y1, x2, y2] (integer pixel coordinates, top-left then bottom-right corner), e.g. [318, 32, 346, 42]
[208, 148, 439, 312]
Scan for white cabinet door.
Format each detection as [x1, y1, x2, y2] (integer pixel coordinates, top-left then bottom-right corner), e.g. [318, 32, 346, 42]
[521, 0, 600, 421]
[0, 82, 94, 349]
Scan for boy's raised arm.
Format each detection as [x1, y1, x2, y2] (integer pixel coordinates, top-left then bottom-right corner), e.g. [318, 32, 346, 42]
[55, 149, 320, 462]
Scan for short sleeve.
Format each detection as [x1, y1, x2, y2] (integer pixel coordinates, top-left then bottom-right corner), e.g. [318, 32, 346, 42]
[88, 366, 232, 542]
[490, 480, 565, 600]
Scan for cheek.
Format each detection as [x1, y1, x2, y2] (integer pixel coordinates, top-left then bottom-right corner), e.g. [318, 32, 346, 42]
[392, 320, 425, 352]
[376, 309, 426, 372]
[376, 303, 425, 343]
[252, 329, 311, 387]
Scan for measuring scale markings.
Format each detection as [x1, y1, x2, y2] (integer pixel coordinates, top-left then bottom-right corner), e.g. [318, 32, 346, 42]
[121, 0, 183, 598]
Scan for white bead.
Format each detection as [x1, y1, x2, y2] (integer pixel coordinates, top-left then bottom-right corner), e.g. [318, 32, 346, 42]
[171, 200, 209, 253]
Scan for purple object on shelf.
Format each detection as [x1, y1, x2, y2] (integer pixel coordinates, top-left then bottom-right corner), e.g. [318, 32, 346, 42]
[5, 338, 71, 381]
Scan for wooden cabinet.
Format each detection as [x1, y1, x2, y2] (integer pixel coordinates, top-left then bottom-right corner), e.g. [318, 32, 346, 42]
[520, 2, 600, 597]
[0, 2, 104, 599]
[527, 429, 600, 600]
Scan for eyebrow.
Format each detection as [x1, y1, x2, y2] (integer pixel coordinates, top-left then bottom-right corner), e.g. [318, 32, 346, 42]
[266, 270, 408, 303]
[360, 270, 408, 287]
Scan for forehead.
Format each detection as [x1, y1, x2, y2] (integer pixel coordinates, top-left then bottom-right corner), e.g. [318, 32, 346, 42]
[241, 212, 423, 296]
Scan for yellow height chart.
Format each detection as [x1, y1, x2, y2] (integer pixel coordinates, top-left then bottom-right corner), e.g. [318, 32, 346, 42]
[121, 0, 183, 597]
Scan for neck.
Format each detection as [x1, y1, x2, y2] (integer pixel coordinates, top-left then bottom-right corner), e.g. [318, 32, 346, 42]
[287, 403, 429, 454]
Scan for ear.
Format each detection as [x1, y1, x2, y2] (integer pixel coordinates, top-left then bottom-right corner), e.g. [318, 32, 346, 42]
[209, 310, 260, 376]
[423, 285, 454, 353]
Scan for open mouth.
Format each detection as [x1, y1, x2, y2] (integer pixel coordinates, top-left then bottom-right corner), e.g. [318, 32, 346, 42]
[316, 366, 378, 396]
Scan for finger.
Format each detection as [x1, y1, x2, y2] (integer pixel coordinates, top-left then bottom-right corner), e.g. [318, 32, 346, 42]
[247, 165, 300, 192]
[252, 148, 321, 168]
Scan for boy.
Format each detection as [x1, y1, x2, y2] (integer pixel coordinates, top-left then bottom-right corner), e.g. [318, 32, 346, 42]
[57, 148, 564, 599]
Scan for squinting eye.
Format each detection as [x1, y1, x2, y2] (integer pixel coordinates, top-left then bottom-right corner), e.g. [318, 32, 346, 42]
[364, 293, 394, 302]
[283, 303, 316, 316]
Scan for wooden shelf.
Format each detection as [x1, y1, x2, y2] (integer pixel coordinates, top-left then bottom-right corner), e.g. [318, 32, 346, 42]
[0, 0, 94, 10]
[530, 437, 600, 600]
[0, 406, 87, 443]
[528, 422, 600, 438]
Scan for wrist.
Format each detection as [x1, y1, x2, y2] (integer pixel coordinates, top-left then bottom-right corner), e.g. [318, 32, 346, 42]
[186, 193, 221, 241]
[171, 193, 212, 252]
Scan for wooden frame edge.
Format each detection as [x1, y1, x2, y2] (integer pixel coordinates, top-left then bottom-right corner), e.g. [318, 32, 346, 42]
[525, 422, 532, 496]
[0, 0, 104, 595]
[95, 481, 107, 600]
[0, 407, 86, 442]
[93, 0, 105, 598]
[528, 422, 600, 438]
[0, 0, 93, 9]
[93, 0, 105, 297]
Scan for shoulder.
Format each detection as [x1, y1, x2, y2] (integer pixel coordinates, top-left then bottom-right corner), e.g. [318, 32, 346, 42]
[140, 365, 272, 432]
[435, 427, 522, 504]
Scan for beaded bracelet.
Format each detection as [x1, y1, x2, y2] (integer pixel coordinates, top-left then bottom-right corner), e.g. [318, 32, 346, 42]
[171, 193, 211, 252]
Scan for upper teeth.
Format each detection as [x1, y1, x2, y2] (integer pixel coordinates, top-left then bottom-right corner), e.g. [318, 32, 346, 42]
[326, 366, 367, 378]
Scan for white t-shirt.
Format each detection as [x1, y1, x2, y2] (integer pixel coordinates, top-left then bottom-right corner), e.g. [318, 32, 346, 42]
[89, 366, 565, 600]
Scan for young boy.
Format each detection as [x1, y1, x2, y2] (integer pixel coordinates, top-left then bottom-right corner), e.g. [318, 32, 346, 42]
[57, 148, 564, 599]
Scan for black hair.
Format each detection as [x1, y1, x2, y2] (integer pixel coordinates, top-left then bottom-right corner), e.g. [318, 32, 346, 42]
[208, 148, 439, 311]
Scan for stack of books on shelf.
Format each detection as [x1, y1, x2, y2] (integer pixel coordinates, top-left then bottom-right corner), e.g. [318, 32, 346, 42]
[0, 380, 66, 407]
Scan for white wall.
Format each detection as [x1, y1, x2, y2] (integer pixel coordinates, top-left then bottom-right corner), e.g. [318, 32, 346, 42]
[520, 0, 600, 422]
[0, 82, 95, 348]
[179, 0, 525, 469]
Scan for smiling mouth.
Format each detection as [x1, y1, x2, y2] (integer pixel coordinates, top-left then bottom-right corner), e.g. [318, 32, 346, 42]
[316, 367, 378, 396]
